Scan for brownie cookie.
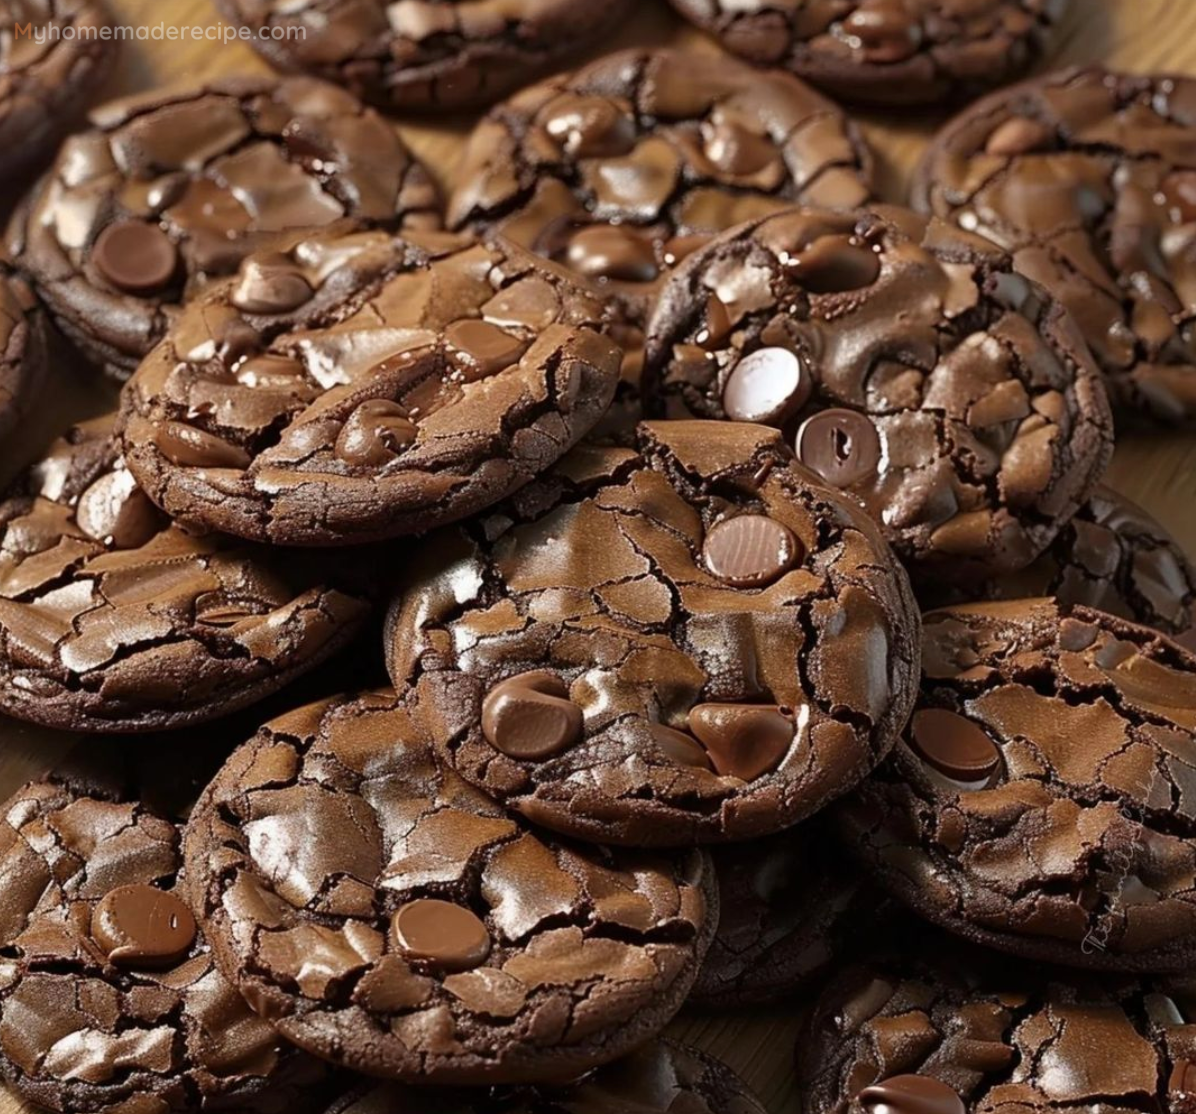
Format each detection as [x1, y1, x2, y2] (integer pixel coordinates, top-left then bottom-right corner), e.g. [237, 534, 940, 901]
[7, 76, 441, 380]
[799, 948, 1196, 1114]
[386, 420, 921, 847]
[644, 206, 1114, 578]
[0, 267, 48, 450]
[838, 598, 1196, 972]
[182, 690, 716, 1084]
[914, 67, 1196, 422]
[921, 485, 1196, 637]
[321, 1039, 767, 1114]
[119, 227, 620, 546]
[0, 414, 371, 733]
[0, 0, 113, 176]
[668, 0, 1068, 107]
[211, 0, 631, 112]
[0, 775, 327, 1114]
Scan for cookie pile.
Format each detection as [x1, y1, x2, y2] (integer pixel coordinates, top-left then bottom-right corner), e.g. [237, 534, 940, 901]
[0, 1, 1195, 1113]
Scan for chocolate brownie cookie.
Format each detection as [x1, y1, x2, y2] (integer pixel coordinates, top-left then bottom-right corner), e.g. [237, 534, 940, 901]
[386, 420, 921, 847]
[0, 267, 47, 450]
[1, 0, 113, 176]
[182, 690, 716, 1084]
[7, 76, 441, 380]
[119, 227, 620, 546]
[0, 414, 371, 732]
[799, 947, 1196, 1114]
[321, 1039, 767, 1114]
[914, 67, 1196, 422]
[0, 775, 327, 1114]
[668, 0, 1069, 107]
[643, 206, 1114, 578]
[212, 0, 631, 112]
[921, 485, 1196, 637]
[838, 598, 1196, 972]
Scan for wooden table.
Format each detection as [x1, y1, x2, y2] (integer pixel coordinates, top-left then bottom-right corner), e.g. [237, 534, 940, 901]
[1, 0, 1194, 1110]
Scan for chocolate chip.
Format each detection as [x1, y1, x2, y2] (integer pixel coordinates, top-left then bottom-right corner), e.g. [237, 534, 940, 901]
[91, 884, 197, 969]
[542, 95, 637, 159]
[702, 514, 803, 588]
[795, 409, 881, 489]
[565, 225, 660, 283]
[444, 319, 529, 379]
[790, 234, 880, 294]
[92, 221, 179, 295]
[153, 421, 252, 469]
[649, 723, 715, 771]
[858, 1075, 965, 1114]
[687, 703, 795, 780]
[231, 254, 314, 314]
[334, 400, 418, 467]
[391, 899, 491, 973]
[481, 671, 584, 760]
[722, 346, 811, 424]
[908, 709, 1002, 786]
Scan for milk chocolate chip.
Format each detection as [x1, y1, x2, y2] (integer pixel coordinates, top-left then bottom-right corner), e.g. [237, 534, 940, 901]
[391, 900, 490, 973]
[795, 410, 881, 489]
[92, 221, 179, 294]
[908, 709, 1003, 786]
[91, 884, 197, 968]
[481, 672, 584, 760]
[858, 1076, 965, 1114]
[702, 514, 803, 587]
[688, 704, 795, 781]
[334, 400, 418, 466]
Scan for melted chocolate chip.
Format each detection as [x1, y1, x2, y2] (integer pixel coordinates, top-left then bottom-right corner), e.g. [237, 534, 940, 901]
[795, 409, 881, 489]
[687, 703, 795, 781]
[858, 1076, 965, 1114]
[91, 884, 197, 968]
[92, 221, 180, 294]
[392, 900, 491, 973]
[481, 672, 584, 760]
[648, 724, 716, 771]
[790, 235, 881, 293]
[702, 514, 802, 587]
[722, 347, 811, 425]
[908, 709, 1003, 786]
[334, 400, 418, 467]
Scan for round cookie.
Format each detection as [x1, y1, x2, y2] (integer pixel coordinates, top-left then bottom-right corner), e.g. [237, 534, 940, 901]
[321, 1039, 767, 1114]
[0, 0, 113, 176]
[7, 76, 441, 380]
[210, 0, 632, 112]
[0, 267, 48, 450]
[0, 414, 372, 732]
[0, 775, 327, 1114]
[643, 206, 1114, 578]
[667, 0, 1069, 107]
[118, 227, 621, 546]
[386, 419, 921, 847]
[182, 690, 717, 1085]
[920, 485, 1196, 637]
[838, 598, 1196, 972]
[799, 948, 1196, 1114]
[914, 67, 1196, 422]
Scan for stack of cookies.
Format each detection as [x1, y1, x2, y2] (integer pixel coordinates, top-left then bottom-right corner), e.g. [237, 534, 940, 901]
[1, 1, 1195, 1112]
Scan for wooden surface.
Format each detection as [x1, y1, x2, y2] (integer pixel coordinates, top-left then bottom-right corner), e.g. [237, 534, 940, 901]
[1, 0, 1195, 1111]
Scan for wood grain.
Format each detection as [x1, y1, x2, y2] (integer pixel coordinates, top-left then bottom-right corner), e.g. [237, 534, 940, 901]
[0, 1, 1194, 1111]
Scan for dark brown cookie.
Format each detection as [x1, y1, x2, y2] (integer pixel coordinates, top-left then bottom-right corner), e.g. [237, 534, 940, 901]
[838, 598, 1196, 972]
[0, 774, 327, 1114]
[118, 227, 621, 546]
[643, 206, 1114, 579]
[321, 1039, 767, 1114]
[0, 0, 113, 176]
[0, 414, 371, 732]
[386, 420, 921, 847]
[799, 946, 1196, 1114]
[211, 0, 631, 112]
[182, 690, 716, 1085]
[913, 67, 1196, 422]
[920, 485, 1196, 637]
[668, 0, 1068, 107]
[7, 75, 441, 380]
[0, 267, 48, 450]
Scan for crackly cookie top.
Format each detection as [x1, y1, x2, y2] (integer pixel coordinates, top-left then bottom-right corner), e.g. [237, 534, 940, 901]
[799, 948, 1196, 1114]
[920, 485, 1196, 637]
[0, 267, 46, 447]
[182, 690, 716, 1085]
[838, 598, 1196, 971]
[211, 0, 631, 112]
[0, 777, 325, 1114]
[119, 227, 621, 546]
[667, 0, 1068, 106]
[0, 414, 371, 732]
[7, 75, 441, 378]
[914, 67, 1196, 422]
[643, 206, 1113, 577]
[386, 420, 920, 847]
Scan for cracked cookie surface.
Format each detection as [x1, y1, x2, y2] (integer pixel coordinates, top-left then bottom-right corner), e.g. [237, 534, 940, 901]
[7, 75, 441, 380]
[118, 227, 621, 546]
[643, 206, 1114, 579]
[0, 414, 371, 732]
[0, 267, 47, 451]
[210, 0, 631, 112]
[182, 689, 716, 1084]
[386, 420, 921, 846]
[837, 598, 1196, 972]
[0, 774, 327, 1114]
[667, 0, 1068, 107]
[914, 67, 1196, 422]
